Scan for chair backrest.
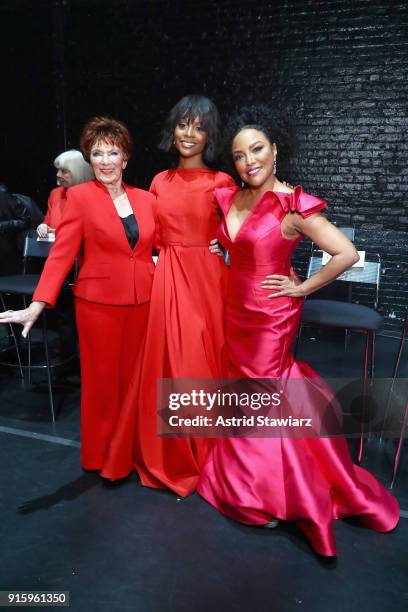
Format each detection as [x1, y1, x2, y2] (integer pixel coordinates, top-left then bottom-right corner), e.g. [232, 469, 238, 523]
[306, 250, 381, 308]
[309, 226, 355, 253]
[337, 226, 355, 241]
[22, 234, 78, 285]
[23, 235, 54, 259]
[22, 235, 54, 275]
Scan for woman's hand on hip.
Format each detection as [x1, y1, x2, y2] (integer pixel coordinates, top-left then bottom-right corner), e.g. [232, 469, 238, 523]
[0, 301, 46, 337]
[260, 274, 306, 299]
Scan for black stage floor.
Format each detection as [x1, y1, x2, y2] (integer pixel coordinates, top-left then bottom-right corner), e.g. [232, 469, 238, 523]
[0, 332, 407, 612]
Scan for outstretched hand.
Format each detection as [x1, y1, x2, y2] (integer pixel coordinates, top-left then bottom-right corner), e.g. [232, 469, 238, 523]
[0, 302, 46, 337]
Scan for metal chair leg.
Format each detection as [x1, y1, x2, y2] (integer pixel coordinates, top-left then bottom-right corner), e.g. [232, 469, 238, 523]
[42, 313, 55, 422]
[0, 294, 24, 380]
[390, 401, 408, 489]
[23, 295, 32, 384]
[370, 331, 376, 381]
[294, 324, 303, 358]
[344, 329, 350, 353]
[27, 332, 32, 385]
[380, 318, 407, 442]
[358, 331, 370, 464]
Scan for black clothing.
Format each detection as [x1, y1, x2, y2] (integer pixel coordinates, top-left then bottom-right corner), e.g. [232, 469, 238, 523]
[120, 213, 139, 250]
[0, 185, 31, 275]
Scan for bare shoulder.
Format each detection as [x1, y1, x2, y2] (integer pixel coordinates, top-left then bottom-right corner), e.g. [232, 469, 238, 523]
[275, 180, 295, 194]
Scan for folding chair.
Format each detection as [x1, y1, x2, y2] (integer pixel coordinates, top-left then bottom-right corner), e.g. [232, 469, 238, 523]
[298, 250, 382, 463]
[0, 236, 62, 421]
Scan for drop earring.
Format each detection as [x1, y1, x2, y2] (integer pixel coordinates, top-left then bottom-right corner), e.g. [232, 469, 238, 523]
[273, 158, 277, 175]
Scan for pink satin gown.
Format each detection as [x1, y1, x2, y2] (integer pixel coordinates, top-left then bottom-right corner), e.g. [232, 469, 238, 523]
[197, 186, 399, 557]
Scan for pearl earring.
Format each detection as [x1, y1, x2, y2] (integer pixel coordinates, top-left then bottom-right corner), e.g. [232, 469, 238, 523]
[273, 158, 277, 174]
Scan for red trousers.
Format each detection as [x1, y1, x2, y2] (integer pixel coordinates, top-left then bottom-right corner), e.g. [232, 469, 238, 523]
[74, 298, 149, 476]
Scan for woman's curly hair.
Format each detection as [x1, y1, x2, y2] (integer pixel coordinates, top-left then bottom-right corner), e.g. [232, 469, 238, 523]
[222, 105, 297, 181]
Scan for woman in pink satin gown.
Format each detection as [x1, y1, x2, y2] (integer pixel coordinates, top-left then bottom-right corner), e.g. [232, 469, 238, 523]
[197, 120, 399, 556]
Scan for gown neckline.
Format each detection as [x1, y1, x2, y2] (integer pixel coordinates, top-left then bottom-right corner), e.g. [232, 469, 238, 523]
[173, 167, 215, 173]
[224, 187, 294, 244]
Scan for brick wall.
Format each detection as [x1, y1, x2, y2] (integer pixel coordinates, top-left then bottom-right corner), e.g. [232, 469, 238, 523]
[1, 0, 407, 335]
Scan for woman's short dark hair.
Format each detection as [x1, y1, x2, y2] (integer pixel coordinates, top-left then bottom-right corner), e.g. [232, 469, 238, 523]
[80, 116, 133, 161]
[159, 95, 221, 163]
[223, 105, 296, 178]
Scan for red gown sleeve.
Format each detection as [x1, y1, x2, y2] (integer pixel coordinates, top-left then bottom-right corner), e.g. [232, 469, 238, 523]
[212, 172, 238, 217]
[149, 175, 161, 252]
[33, 190, 84, 307]
[149, 176, 157, 197]
[214, 171, 236, 189]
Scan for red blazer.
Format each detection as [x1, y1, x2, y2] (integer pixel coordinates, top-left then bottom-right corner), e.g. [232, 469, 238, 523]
[33, 180, 156, 307]
[44, 186, 68, 230]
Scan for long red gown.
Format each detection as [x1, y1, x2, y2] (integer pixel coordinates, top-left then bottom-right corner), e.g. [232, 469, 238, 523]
[197, 186, 399, 556]
[134, 168, 236, 496]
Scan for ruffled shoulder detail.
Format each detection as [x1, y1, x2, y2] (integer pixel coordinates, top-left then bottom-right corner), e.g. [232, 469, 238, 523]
[214, 186, 241, 215]
[273, 186, 327, 218]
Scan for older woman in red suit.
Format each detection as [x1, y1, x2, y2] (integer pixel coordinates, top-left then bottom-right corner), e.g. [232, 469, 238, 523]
[37, 149, 94, 239]
[0, 117, 156, 478]
[36, 150, 94, 361]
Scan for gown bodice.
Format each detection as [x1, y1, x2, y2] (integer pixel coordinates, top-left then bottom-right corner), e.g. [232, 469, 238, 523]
[216, 185, 327, 275]
[215, 186, 327, 330]
[150, 168, 235, 247]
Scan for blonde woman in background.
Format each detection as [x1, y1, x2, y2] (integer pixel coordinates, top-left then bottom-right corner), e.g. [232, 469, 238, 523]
[37, 150, 93, 238]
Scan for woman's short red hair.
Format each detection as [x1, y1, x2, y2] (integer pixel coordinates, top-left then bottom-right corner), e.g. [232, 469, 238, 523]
[80, 116, 133, 161]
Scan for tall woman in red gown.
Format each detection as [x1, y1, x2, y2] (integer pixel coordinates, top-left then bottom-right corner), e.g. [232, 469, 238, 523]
[132, 95, 235, 496]
[197, 118, 399, 556]
[0, 117, 156, 479]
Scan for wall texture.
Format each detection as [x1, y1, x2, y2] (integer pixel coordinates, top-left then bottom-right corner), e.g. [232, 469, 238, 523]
[1, 0, 407, 335]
